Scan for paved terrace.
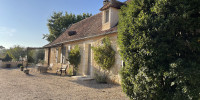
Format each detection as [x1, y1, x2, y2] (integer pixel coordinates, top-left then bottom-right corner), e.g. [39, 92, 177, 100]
[0, 67, 129, 100]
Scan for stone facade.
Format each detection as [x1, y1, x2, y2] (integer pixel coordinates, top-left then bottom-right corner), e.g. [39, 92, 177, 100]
[44, 0, 127, 84]
[44, 33, 122, 84]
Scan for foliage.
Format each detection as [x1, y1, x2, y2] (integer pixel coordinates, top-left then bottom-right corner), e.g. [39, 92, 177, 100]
[118, 0, 200, 99]
[43, 12, 92, 42]
[92, 37, 115, 70]
[2, 53, 12, 61]
[29, 49, 45, 64]
[94, 72, 107, 83]
[38, 59, 45, 64]
[20, 66, 24, 68]
[7, 45, 26, 61]
[27, 50, 34, 63]
[0, 46, 5, 49]
[68, 45, 81, 70]
[34, 49, 44, 63]
[26, 49, 45, 64]
[67, 67, 73, 76]
[17, 64, 23, 68]
[0, 48, 7, 58]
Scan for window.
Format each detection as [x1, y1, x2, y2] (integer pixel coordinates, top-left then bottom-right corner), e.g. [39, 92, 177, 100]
[62, 46, 66, 64]
[55, 48, 58, 63]
[105, 10, 109, 23]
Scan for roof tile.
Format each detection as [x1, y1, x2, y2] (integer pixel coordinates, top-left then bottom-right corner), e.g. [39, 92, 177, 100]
[44, 12, 117, 47]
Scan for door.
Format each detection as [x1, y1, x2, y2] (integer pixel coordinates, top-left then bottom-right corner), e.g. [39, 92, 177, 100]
[87, 44, 91, 75]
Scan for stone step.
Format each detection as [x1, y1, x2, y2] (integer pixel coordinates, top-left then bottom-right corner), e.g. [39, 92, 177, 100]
[71, 76, 94, 81]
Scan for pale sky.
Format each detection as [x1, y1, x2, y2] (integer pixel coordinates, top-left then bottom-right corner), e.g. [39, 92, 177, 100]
[0, 0, 127, 49]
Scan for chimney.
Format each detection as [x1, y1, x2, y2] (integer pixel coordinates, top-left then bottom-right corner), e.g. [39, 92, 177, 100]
[103, 0, 109, 5]
[110, 0, 116, 4]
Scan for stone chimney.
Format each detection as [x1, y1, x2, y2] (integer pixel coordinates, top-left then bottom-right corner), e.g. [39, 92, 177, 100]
[103, 0, 109, 5]
[110, 0, 116, 4]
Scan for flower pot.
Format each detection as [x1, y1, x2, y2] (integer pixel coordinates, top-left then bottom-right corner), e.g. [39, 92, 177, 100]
[20, 67, 24, 71]
[73, 70, 77, 76]
[24, 69, 29, 74]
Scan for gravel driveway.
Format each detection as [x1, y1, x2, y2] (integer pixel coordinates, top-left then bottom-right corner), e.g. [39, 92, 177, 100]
[0, 68, 129, 100]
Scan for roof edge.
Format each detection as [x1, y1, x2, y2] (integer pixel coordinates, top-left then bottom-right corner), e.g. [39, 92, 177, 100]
[43, 30, 117, 48]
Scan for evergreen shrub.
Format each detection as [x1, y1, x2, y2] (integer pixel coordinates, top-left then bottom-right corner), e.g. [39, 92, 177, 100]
[118, 0, 200, 99]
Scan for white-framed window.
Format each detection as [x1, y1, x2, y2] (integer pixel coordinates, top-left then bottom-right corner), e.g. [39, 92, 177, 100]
[67, 45, 71, 64]
[105, 10, 109, 23]
[56, 48, 58, 63]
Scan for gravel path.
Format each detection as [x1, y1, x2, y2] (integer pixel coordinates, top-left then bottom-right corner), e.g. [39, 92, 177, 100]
[0, 68, 129, 100]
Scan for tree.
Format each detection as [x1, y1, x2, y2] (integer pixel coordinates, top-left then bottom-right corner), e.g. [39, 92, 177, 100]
[32, 49, 45, 64]
[0, 48, 6, 58]
[118, 0, 200, 99]
[43, 12, 92, 42]
[7, 45, 26, 61]
[68, 45, 81, 75]
[0, 46, 5, 49]
[27, 50, 35, 63]
[2, 54, 12, 61]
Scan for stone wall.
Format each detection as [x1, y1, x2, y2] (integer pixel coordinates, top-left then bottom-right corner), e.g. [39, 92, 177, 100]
[45, 33, 123, 84]
[0, 61, 27, 68]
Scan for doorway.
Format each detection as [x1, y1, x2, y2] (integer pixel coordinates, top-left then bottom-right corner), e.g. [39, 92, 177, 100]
[87, 44, 91, 75]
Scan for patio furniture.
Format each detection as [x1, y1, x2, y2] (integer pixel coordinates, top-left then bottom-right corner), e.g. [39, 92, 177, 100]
[56, 65, 68, 76]
[48, 63, 53, 70]
[37, 66, 48, 73]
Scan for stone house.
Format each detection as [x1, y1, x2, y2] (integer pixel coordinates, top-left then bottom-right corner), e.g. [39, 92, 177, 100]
[43, 0, 130, 84]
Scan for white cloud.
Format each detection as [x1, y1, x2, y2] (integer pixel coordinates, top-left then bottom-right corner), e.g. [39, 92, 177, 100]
[0, 26, 16, 37]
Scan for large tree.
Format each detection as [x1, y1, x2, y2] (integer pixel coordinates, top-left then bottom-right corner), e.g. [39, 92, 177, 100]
[118, 0, 200, 99]
[2, 54, 12, 61]
[7, 45, 26, 61]
[0, 46, 6, 58]
[0, 46, 5, 49]
[43, 12, 92, 42]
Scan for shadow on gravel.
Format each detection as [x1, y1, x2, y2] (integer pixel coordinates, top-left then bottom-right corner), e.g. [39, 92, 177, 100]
[26, 74, 35, 77]
[40, 72, 58, 76]
[69, 80, 119, 89]
[40, 72, 71, 78]
[0, 67, 19, 70]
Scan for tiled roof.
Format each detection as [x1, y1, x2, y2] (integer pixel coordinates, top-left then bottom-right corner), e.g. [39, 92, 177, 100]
[100, 0, 125, 11]
[44, 13, 117, 48]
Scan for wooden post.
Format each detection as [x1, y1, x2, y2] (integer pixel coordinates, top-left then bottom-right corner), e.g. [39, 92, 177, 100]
[26, 47, 29, 69]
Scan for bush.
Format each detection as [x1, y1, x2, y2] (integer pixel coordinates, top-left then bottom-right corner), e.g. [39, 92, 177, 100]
[118, 0, 200, 99]
[68, 45, 81, 72]
[17, 64, 23, 68]
[94, 72, 107, 83]
[67, 67, 73, 76]
[6, 64, 11, 68]
[92, 37, 115, 70]
[2, 54, 12, 61]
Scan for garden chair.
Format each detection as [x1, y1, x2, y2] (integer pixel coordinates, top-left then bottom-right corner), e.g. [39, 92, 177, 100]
[56, 65, 68, 76]
[48, 63, 53, 70]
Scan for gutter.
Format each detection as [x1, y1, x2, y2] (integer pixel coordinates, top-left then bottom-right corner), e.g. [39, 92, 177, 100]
[44, 30, 117, 48]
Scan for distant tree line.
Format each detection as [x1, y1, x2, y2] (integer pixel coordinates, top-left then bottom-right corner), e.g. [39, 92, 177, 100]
[0, 45, 44, 63]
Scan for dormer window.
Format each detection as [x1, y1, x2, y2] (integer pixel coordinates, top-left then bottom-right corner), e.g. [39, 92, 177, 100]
[68, 31, 77, 36]
[105, 10, 109, 23]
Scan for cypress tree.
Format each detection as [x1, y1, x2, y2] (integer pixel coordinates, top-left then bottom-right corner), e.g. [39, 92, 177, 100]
[118, 0, 200, 99]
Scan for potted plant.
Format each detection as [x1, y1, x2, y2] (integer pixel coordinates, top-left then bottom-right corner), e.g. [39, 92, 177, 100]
[20, 66, 24, 71]
[68, 45, 81, 76]
[24, 69, 29, 74]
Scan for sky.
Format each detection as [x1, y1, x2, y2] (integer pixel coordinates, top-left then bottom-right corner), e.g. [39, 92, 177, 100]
[0, 0, 127, 49]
